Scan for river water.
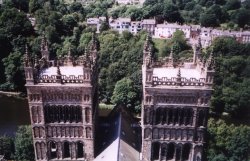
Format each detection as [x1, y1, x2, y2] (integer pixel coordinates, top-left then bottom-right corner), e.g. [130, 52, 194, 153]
[0, 94, 30, 136]
[0, 94, 113, 137]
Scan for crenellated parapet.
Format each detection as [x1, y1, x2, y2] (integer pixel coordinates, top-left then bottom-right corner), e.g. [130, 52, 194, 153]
[142, 35, 215, 88]
[24, 33, 99, 85]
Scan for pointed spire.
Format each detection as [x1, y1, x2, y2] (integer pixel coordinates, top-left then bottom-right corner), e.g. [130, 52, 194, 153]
[89, 32, 97, 51]
[176, 67, 182, 86]
[144, 34, 151, 51]
[56, 65, 63, 84]
[66, 47, 73, 66]
[168, 47, 174, 66]
[57, 65, 61, 76]
[177, 67, 181, 78]
[193, 37, 202, 63]
[34, 54, 39, 67]
[41, 32, 46, 50]
[40, 32, 50, 61]
[24, 44, 32, 67]
[170, 47, 173, 59]
[68, 47, 72, 57]
[25, 44, 28, 55]
[206, 49, 215, 70]
[85, 46, 89, 58]
[91, 31, 95, 42]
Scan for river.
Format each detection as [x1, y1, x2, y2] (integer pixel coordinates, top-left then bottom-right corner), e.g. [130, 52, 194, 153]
[0, 94, 113, 137]
[0, 94, 30, 137]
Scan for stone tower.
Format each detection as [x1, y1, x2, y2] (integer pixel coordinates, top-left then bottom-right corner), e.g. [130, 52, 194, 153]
[141, 35, 214, 161]
[24, 34, 99, 161]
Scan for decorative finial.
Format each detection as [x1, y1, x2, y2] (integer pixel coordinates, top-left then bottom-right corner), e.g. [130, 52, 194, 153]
[176, 67, 182, 86]
[170, 47, 173, 59]
[68, 47, 72, 57]
[56, 65, 63, 84]
[88, 32, 97, 52]
[177, 68, 181, 78]
[57, 65, 61, 76]
[25, 44, 28, 55]
[34, 54, 39, 67]
[91, 32, 95, 42]
[41, 32, 45, 49]
[144, 34, 151, 51]
[24, 44, 32, 67]
[85, 46, 89, 57]
[207, 49, 215, 70]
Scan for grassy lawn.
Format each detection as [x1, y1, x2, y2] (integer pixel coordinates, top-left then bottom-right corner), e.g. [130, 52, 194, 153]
[99, 103, 115, 109]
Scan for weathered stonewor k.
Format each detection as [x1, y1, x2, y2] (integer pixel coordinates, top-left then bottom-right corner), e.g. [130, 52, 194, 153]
[141, 35, 215, 161]
[24, 33, 99, 161]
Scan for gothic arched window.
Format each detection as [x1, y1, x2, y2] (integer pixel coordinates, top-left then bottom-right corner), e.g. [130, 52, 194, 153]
[85, 108, 91, 123]
[86, 127, 92, 138]
[151, 142, 160, 160]
[77, 142, 84, 158]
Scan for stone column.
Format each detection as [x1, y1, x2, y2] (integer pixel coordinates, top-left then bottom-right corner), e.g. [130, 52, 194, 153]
[193, 108, 198, 127]
[158, 143, 162, 161]
[153, 109, 156, 125]
[180, 145, 183, 161]
[178, 109, 181, 125]
[172, 109, 175, 125]
[190, 144, 195, 161]
[166, 109, 169, 125]
[82, 107, 85, 124]
[58, 142, 62, 159]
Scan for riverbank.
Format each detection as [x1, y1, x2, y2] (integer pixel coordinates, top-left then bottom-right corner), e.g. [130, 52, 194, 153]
[0, 95, 30, 137]
[0, 91, 21, 97]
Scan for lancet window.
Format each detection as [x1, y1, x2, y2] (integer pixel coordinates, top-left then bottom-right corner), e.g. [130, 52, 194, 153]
[151, 142, 192, 161]
[31, 106, 42, 123]
[44, 105, 82, 123]
[153, 107, 193, 126]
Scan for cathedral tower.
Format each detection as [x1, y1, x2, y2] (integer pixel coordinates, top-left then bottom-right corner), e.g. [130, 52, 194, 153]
[141, 35, 214, 161]
[24, 34, 99, 161]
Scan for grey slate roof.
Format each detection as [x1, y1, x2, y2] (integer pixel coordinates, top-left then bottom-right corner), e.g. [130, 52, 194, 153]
[94, 106, 141, 161]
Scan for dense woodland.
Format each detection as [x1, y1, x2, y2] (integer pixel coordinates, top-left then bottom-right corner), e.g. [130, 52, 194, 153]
[0, 0, 249, 160]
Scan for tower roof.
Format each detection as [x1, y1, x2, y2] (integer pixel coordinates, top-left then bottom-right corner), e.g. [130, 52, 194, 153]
[94, 106, 140, 161]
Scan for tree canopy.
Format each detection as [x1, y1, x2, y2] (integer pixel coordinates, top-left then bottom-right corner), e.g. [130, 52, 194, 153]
[14, 125, 34, 161]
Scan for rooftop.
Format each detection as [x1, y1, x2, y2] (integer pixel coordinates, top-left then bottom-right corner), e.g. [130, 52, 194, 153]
[94, 106, 140, 161]
[40, 66, 84, 77]
[153, 67, 202, 80]
[141, 19, 156, 24]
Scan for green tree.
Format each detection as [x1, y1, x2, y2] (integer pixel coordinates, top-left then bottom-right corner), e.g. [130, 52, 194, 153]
[99, 21, 110, 32]
[225, 0, 241, 10]
[2, 50, 25, 91]
[162, 3, 184, 23]
[231, 8, 250, 28]
[111, 78, 137, 109]
[14, 126, 34, 161]
[184, 1, 196, 10]
[170, 30, 191, 58]
[200, 13, 219, 27]
[0, 8, 33, 39]
[29, 0, 44, 13]
[0, 136, 14, 160]
[207, 119, 250, 161]
[69, 2, 84, 14]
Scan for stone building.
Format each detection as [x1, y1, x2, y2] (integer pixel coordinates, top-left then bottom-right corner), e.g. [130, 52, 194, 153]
[24, 34, 99, 161]
[141, 35, 214, 161]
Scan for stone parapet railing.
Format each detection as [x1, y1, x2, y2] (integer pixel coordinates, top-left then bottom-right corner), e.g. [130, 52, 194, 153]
[37, 75, 90, 84]
[152, 77, 205, 86]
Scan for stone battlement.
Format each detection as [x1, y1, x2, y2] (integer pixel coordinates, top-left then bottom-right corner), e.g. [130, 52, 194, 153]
[152, 76, 206, 87]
